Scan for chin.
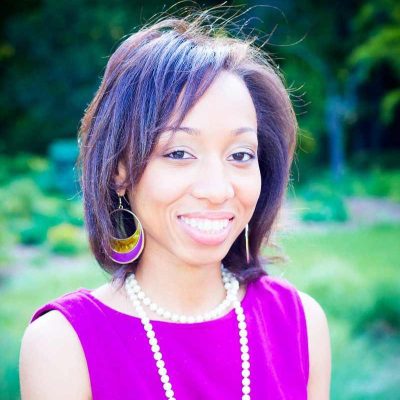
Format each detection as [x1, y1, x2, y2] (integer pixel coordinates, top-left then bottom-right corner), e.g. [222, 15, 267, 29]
[178, 249, 229, 267]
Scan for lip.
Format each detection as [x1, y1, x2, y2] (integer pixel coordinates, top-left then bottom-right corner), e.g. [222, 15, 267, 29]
[178, 211, 235, 220]
[177, 215, 234, 246]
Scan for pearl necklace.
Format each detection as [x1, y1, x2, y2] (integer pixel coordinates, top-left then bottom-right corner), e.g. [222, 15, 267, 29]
[124, 267, 251, 400]
[127, 265, 238, 323]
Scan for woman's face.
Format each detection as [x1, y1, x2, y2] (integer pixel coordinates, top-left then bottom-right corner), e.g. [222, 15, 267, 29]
[120, 71, 261, 267]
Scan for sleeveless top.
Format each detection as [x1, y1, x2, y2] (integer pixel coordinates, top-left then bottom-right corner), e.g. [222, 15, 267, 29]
[30, 275, 309, 399]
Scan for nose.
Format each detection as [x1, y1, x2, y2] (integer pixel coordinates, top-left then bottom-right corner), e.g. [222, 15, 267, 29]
[191, 157, 235, 204]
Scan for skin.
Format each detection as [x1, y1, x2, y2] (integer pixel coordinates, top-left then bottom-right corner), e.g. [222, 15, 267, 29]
[19, 71, 331, 399]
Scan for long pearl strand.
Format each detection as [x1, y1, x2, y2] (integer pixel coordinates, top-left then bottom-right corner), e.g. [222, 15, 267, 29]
[124, 266, 251, 400]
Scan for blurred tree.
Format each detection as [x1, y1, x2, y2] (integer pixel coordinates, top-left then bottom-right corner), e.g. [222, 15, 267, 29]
[0, 0, 169, 153]
[0, 0, 232, 154]
[1, 0, 399, 176]
[347, 0, 400, 160]
[243, 0, 399, 181]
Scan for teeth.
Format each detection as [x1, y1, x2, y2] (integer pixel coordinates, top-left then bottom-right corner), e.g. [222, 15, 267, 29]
[180, 217, 230, 233]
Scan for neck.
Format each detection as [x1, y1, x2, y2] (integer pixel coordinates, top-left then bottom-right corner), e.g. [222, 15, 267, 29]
[133, 249, 226, 316]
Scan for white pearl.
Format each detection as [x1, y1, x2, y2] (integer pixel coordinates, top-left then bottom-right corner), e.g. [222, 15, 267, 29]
[163, 382, 172, 391]
[239, 330, 248, 338]
[171, 314, 179, 322]
[243, 386, 251, 394]
[149, 337, 157, 345]
[133, 299, 141, 308]
[156, 307, 164, 315]
[242, 369, 250, 378]
[143, 297, 151, 306]
[207, 311, 215, 319]
[147, 332, 156, 340]
[152, 344, 160, 353]
[241, 344, 249, 353]
[144, 323, 152, 331]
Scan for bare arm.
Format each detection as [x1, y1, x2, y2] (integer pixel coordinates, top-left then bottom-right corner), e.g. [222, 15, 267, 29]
[298, 291, 332, 400]
[19, 310, 91, 400]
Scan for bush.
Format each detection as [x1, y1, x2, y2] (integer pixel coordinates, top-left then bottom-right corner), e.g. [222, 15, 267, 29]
[0, 176, 84, 247]
[47, 223, 87, 255]
[364, 169, 400, 202]
[352, 280, 400, 337]
[293, 168, 400, 203]
[297, 184, 349, 222]
[0, 154, 49, 185]
[48, 140, 80, 196]
[0, 217, 16, 269]
[350, 150, 400, 170]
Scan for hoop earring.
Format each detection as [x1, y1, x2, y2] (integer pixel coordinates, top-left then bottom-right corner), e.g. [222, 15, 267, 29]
[108, 195, 145, 264]
[245, 223, 250, 264]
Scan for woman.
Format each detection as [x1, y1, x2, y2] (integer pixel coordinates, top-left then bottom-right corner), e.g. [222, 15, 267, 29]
[20, 12, 331, 400]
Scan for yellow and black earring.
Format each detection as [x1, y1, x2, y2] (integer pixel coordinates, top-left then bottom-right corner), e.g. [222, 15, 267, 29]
[108, 194, 145, 264]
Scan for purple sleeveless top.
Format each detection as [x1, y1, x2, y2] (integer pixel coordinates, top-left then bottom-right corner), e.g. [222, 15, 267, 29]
[30, 275, 309, 399]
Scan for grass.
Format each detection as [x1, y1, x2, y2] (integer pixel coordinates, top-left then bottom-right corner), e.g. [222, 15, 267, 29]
[273, 223, 400, 400]
[0, 255, 108, 399]
[1, 224, 399, 399]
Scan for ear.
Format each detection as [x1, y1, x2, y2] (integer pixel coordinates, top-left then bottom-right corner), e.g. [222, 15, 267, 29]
[114, 160, 127, 196]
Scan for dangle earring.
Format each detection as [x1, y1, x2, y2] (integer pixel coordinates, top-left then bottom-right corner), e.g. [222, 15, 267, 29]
[108, 194, 145, 264]
[245, 223, 250, 264]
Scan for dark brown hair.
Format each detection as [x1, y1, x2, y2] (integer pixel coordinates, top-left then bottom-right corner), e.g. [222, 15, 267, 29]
[78, 8, 297, 285]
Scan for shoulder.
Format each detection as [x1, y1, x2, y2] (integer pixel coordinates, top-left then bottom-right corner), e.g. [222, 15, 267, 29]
[255, 274, 307, 310]
[297, 291, 330, 337]
[20, 310, 91, 400]
[254, 276, 331, 397]
[298, 291, 331, 400]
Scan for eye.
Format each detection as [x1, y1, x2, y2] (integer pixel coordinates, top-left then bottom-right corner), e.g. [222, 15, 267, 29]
[163, 150, 194, 160]
[228, 152, 255, 162]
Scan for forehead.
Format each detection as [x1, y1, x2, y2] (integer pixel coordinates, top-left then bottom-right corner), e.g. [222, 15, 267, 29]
[158, 71, 257, 142]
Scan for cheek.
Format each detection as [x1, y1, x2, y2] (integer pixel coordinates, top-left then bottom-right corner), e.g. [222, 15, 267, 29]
[235, 168, 262, 210]
[132, 163, 188, 212]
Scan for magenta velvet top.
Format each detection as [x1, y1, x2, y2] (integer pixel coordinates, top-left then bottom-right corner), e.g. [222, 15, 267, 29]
[30, 275, 309, 399]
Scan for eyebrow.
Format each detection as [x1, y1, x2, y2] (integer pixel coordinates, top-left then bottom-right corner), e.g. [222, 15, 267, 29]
[162, 126, 257, 136]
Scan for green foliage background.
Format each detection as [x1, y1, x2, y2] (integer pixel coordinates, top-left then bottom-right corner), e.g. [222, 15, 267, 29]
[1, 0, 399, 175]
[0, 1, 399, 399]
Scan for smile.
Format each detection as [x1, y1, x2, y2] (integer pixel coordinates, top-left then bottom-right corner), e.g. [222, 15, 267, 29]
[180, 217, 230, 232]
[177, 216, 234, 246]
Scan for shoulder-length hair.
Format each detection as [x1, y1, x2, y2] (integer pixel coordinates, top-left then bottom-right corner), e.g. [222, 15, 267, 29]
[78, 11, 297, 285]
